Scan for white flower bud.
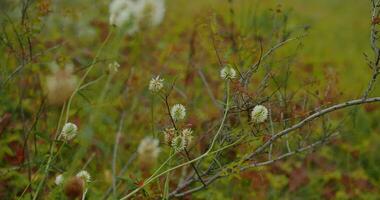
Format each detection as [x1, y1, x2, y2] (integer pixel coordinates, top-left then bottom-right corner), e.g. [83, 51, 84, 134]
[55, 174, 64, 185]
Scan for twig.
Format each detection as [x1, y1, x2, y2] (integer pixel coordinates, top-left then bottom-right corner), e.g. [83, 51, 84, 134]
[171, 132, 339, 197]
[247, 97, 380, 160]
[162, 93, 206, 187]
[112, 111, 127, 199]
[242, 35, 305, 87]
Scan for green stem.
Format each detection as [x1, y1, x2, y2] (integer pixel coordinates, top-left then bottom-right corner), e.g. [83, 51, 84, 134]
[120, 81, 231, 199]
[162, 150, 173, 199]
[65, 28, 114, 123]
[32, 102, 66, 200]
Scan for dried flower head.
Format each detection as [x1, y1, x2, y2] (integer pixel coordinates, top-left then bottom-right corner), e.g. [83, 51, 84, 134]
[149, 76, 164, 92]
[163, 128, 176, 145]
[170, 104, 186, 121]
[220, 65, 237, 80]
[46, 62, 78, 105]
[181, 128, 193, 147]
[251, 105, 269, 124]
[76, 170, 91, 183]
[55, 174, 64, 185]
[64, 176, 84, 199]
[60, 122, 78, 141]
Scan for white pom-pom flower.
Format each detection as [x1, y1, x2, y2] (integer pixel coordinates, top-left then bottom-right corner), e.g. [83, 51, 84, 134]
[149, 76, 164, 92]
[109, 0, 136, 27]
[171, 135, 186, 153]
[60, 122, 78, 141]
[138, 0, 165, 27]
[169, 128, 193, 153]
[220, 65, 237, 80]
[251, 105, 269, 124]
[170, 104, 186, 121]
[76, 170, 91, 183]
[109, 0, 165, 35]
[54, 174, 64, 185]
[46, 62, 78, 105]
[137, 137, 161, 161]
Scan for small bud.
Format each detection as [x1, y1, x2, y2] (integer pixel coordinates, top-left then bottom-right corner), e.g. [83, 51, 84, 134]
[55, 174, 64, 185]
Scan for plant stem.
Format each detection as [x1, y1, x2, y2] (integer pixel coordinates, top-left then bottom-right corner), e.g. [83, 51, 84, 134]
[120, 81, 231, 199]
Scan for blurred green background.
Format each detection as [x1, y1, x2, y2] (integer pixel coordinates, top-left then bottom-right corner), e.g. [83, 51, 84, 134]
[0, 0, 379, 199]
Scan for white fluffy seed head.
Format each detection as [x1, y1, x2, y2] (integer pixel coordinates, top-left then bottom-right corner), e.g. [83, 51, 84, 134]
[55, 174, 64, 185]
[170, 104, 186, 121]
[171, 135, 186, 153]
[46, 62, 78, 105]
[61, 123, 78, 141]
[149, 76, 164, 92]
[76, 170, 91, 183]
[169, 128, 193, 152]
[109, 0, 136, 27]
[251, 105, 269, 124]
[138, 0, 166, 27]
[109, 0, 165, 35]
[137, 137, 161, 161]
[220, 65, 237, 80]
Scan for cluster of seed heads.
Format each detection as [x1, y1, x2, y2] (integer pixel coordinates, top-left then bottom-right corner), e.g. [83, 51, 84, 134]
[163, 128, 193, 153]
